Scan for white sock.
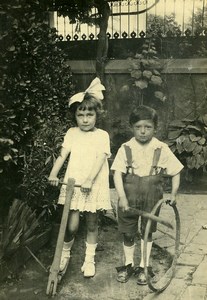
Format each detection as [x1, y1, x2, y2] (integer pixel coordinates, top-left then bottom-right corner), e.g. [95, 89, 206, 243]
[139, 239, 153, 268]
[123, 243, 135, 267]
[63, 239, 74, 251]
[84, 242, 97, 263]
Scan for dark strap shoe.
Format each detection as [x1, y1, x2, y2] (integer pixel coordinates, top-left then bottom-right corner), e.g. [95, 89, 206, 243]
[134, 266, 155, 285]
[116, 264, 134, 283]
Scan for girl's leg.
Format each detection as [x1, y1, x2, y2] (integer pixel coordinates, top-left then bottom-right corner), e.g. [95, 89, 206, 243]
[123, 233, 136, 267]
[81, 212, 98, 277]
[60, 210, 80, 271]
[66, 210, 80, 241]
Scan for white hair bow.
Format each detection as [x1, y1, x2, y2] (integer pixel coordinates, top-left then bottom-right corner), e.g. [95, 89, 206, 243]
[68, 77, 105, 107]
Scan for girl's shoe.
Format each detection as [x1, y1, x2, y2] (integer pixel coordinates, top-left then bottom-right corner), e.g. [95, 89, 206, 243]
[81, 242, 97, 277]
[59, 239, 74, 272]
[81, 261, 95, 277]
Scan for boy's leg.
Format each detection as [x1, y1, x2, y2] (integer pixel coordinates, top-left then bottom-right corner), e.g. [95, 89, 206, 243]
[60, 210, 79, 271]
[123, 233, 136, 266]
[116, 209, 138, 283]
[81, 212, 98, 277]
[136, 224, 154, 285]
[139, 234, 152, 268]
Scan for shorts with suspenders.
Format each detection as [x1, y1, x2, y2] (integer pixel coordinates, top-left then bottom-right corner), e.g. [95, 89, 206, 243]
[118, 145, 166, 235]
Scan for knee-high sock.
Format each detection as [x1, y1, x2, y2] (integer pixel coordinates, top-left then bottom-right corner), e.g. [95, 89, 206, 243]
[139, 239, 153, 268]
[63, 239, 74, 251]
[84, 242, 97, 263]
[123, 243, 135, 266]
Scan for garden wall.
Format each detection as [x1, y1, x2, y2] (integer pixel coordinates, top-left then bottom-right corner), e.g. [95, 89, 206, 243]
[67, 58, 207, 156]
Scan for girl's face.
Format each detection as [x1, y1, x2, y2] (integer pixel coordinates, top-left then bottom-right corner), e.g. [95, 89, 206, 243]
[132, 119, 155, 144]
[75, 108, 96, 131]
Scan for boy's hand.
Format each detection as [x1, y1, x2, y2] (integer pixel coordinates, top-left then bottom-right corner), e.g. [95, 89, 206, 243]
[119, 196, 129, 212]
[81, 179, 93, 194]
[48, 176, 59, 186]
[166, 195, 177, 206]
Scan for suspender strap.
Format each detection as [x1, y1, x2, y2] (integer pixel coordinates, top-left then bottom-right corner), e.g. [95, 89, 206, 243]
[124, 145, 134, 174]
[149, 148, 162, 175]
[124, 145, 162, 176]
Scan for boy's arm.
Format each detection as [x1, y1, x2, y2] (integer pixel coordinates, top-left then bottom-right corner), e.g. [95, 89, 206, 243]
[169, 172, 181, 205]
[48, 147, 70, 186]
[113, 170, 129, 212]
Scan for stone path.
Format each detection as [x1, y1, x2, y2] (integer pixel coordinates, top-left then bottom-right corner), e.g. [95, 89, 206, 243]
[143, 194, 207, 300]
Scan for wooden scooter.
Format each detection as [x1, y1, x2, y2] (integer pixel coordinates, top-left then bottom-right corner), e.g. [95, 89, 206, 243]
[46, 178, 75, 297]
[46, 178, 175, 296]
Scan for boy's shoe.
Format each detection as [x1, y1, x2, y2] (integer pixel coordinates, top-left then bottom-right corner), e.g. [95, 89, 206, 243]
[81, 261, 95, 277]
[116, 264, 134, 283]
[134, 266, 155, 285]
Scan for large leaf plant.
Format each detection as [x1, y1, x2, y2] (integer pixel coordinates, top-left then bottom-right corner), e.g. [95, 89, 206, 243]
[120, 38, 166, 107]
[167, 114, 207, 181]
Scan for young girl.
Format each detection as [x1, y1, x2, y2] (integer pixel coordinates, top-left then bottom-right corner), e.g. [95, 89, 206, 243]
[48, 77, 112, 278]
[111, 105, 183, 285]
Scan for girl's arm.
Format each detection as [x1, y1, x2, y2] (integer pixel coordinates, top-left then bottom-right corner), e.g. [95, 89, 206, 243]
[169, 172, 181, 205]
[48, 147, 70, 186]
[113, 170, 129, 212]
[81, 153, 106, 192]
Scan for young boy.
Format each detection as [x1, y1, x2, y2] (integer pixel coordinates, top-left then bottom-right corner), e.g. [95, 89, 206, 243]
[111, 105, 183, 285]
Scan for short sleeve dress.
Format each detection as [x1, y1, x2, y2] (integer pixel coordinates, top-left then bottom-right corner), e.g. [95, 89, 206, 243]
[58, 127, 112, 213]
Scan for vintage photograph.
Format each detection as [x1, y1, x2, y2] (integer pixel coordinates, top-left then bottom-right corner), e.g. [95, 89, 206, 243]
[0, 0, 207, 299]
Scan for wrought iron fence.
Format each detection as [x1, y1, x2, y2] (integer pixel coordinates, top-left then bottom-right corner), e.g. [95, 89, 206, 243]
[50, 0, 207, 41]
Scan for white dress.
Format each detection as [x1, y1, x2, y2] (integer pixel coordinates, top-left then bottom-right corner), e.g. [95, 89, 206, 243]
[58, 127, 112, 212]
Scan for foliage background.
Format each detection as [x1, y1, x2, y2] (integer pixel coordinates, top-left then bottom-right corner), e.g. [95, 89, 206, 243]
[0, 0, 74, 219]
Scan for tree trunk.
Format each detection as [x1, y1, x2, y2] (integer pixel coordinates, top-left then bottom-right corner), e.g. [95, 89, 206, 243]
[95, 1, 110, 81]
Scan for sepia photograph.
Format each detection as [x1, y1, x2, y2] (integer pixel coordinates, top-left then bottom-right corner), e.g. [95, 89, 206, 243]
[0, 0, 207, 299]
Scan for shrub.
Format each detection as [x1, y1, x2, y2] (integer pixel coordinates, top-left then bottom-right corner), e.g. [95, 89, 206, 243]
[0, 0, 74, 216]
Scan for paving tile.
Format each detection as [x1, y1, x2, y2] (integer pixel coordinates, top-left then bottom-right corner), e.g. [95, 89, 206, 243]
[143, 278, 187, 300]
[184, 243, 207, 255]
[177, 253, 204, 266]
[192, 230, 207, 245]
[192, 256, 207, 285]
[180, 285, 207, 300]
[174, 265, 195, 280]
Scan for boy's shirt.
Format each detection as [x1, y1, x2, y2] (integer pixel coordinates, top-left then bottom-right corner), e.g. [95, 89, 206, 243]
[111, 137, 184, 177]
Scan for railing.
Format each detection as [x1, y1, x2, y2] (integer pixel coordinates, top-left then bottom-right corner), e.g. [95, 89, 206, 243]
[50, 0, 207, 41]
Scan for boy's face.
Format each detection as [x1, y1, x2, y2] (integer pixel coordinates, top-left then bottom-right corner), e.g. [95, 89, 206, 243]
[132, 119, 155, 144]
[75, 108, 96, 131]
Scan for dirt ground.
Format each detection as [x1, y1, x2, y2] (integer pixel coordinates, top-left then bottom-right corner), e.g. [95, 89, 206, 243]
[0, 215, 172, 300]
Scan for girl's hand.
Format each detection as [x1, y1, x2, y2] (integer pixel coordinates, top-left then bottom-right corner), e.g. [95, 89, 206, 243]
[119, 196, 129, 212]
[48, 176, 59, 186]
[81, 179, 93, 194]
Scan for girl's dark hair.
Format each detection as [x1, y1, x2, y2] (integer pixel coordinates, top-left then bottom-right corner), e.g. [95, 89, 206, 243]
[69, 92, 104, 125]
[129, 105, 158, 128]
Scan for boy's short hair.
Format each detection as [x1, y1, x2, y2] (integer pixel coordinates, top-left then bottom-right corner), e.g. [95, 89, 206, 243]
[129, 105, 158, 128]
